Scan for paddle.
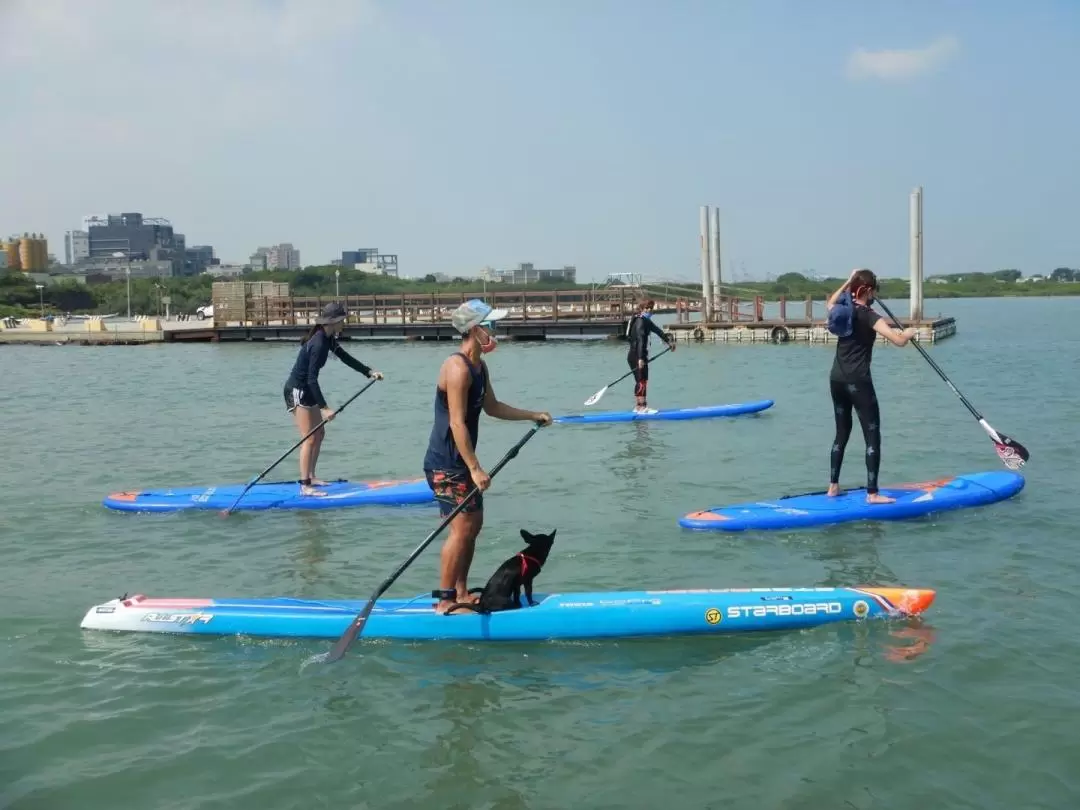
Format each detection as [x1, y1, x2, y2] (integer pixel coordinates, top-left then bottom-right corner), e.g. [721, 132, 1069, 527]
[310, 423, 544, 665]
[583, 346, 671, 406]
[220, 378, 380, 516]
[875, 299, 1029, 470]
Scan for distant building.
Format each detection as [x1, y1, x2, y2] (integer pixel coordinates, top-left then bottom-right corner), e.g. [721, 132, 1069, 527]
[249, 247, 269, 271]
[82, 213, 188, 276]
[341, 248, 398, 277]
[266, 243, 301, 270]
[186, 245, 216, 275]
[65, 230, 90, 265]
[483, 262, 578, 285]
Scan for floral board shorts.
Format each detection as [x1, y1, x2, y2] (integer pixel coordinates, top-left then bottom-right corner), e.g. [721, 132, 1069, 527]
[424, 469, 483, 517]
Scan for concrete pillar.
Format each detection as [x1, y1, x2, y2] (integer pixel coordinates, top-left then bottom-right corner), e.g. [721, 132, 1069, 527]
[699, 205, 713, 321]
[910, 186, 923, 320]
[710, 206, 722, 316]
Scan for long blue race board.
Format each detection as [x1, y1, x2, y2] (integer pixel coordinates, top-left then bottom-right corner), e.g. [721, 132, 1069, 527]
[103, 477, 434, 513]
[679, 470, 1025, 532]
[554, 399, 773, 424]
[79, 585, 935, 641]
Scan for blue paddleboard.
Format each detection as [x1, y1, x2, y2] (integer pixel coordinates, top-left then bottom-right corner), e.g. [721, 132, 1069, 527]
[103, 477, 434, 513]
[679, 470, 1025, 531]
[554, 400, 773, 424]
[79, 585, 936, 641]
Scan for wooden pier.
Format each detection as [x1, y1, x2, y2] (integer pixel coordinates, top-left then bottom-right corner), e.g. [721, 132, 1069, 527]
[168, 285, 696, 343]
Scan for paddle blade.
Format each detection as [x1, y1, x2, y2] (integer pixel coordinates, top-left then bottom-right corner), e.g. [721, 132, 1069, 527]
[993, 436, 1029, 470]
[979, 419, 1029, 470]
[583, 386, 608, 407]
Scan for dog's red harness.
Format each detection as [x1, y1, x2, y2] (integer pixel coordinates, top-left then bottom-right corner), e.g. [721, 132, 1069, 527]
[519, 552, 542, 575]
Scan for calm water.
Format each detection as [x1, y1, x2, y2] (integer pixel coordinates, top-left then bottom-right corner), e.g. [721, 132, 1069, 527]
[2, 297, 1078, 809]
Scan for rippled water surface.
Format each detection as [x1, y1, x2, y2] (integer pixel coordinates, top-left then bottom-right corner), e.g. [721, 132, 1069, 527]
[2, 297, 1077, 809]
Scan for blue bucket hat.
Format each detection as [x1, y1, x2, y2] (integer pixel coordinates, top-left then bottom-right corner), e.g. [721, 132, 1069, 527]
[451, 298, 508, 334]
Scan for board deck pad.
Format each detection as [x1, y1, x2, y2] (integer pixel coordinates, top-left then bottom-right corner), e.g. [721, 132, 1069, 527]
[103, 477, 435, 513]
[554, 400, 773, 424]
[678, 471, 1025, 531]
[79, 586, 936, 642]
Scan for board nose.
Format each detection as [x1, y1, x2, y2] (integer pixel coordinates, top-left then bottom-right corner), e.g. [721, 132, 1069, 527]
[862, 587, 936, 615]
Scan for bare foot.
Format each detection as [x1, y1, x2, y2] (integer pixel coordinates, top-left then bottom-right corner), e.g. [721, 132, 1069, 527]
[867, 493, 896, 504]
[309, 477, 330, 486]
[435, 599, 478, 615]
[827, 484, 841, 497]
[300, 486, 327, 497]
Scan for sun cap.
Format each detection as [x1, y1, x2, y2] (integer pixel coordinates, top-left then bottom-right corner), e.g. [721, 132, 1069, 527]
[316, 301, 348, 325]
[450, 298, 508, 334]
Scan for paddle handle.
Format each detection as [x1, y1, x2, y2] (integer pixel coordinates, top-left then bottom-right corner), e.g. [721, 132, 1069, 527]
[874, 300, 983, 422]
[321, 424, 543, 663]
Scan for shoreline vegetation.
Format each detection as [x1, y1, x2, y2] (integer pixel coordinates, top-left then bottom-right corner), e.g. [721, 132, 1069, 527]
[2, 266, 1078, 319]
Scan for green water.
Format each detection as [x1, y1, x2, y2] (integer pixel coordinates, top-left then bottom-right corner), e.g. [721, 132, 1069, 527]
[1, 297, 1077, 809]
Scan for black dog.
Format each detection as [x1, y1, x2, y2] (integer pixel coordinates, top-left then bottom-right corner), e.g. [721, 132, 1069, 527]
[450, 529, 555, 614]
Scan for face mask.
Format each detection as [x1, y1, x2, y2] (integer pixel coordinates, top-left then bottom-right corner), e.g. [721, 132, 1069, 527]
[641, 311, 653, 320]
[476, 326, 498, 354]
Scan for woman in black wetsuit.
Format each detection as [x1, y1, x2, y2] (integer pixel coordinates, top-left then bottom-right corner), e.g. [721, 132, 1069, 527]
[826, 269, 916, 504]
[283, 302, 383, 496]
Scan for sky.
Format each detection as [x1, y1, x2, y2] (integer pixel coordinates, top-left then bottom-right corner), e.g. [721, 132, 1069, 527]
[2, 0, 1078, 283]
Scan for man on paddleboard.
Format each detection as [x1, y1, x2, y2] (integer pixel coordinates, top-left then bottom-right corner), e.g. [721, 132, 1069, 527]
[825, 269, 916, 504]
[422, 299, 552, 615]
[626, 299, 676, 413]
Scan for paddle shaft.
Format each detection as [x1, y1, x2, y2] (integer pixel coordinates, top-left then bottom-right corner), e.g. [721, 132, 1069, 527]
[590, 346, 671, 398]
[874, 299, 985, 421]
[222, 377, 378, 514]
[320, 424, 543, 664]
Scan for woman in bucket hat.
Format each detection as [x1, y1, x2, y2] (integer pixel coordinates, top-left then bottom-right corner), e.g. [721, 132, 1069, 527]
[283, 302, 383, 496]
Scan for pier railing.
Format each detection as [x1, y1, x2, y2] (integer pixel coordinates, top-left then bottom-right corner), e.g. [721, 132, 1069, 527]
[210, 286, 695, 328]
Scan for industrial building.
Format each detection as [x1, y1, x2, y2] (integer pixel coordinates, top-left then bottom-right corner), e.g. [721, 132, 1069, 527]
[78, 213, 189, 277]
[1, 233, 49, 272]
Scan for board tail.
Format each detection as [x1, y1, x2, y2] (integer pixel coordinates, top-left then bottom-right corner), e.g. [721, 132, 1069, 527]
[856, 587, 936, 616]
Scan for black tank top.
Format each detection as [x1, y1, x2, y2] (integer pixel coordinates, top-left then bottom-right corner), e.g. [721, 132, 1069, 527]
[422, 353, 488, 472]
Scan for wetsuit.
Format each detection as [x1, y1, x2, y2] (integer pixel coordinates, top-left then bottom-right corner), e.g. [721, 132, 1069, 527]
[626, 313, 669, 404]
[422, 353, 489, 517]
[829, 303, 883, 493]
[283, 328, 372, 411]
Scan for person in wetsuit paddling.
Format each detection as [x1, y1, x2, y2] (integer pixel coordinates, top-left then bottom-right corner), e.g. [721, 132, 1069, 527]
[825, 269, 916, 504]
[283, 302, 383, 496]
[422, 298, 552, 615]
[626, 299, 676, 413]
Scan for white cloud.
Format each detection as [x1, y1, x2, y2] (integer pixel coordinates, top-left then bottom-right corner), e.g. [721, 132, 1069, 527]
[846, 36, 959, 82]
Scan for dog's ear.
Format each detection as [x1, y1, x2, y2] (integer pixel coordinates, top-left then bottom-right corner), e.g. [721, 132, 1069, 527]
[520, 529, 533, 542]
[550, 529, 557, 538]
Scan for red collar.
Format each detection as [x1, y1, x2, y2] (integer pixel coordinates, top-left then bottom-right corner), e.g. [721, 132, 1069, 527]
[519, 552, 542, 575]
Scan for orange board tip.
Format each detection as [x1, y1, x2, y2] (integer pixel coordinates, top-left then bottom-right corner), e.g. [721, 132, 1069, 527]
[861, 587, 936, 615]
[107, 491, 139, 502]
[684, 511, 728, 521]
